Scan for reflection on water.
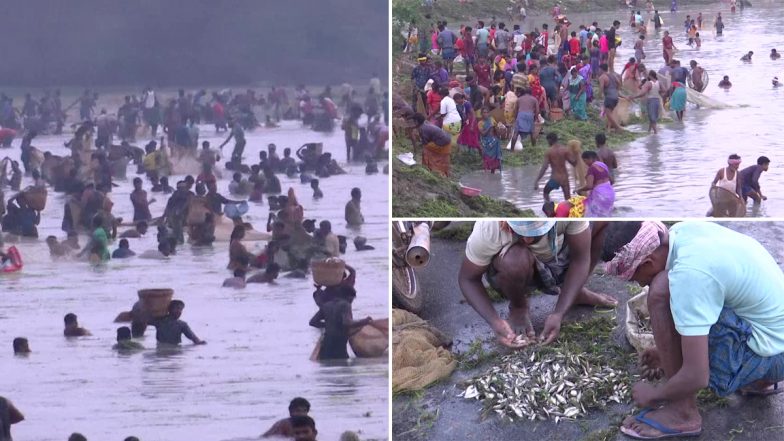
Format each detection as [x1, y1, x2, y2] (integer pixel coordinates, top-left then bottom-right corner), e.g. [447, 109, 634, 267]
[461, 3, 783, 217]
[0, 115, 389, 440]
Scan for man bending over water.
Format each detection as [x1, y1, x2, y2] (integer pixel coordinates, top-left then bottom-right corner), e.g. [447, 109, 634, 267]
[458, 221, 617, 348]
[739, 156, 769, 204]
[603, 222, 784, 439]
[150, 300, 206, 346]
[262, 397, 311, 438]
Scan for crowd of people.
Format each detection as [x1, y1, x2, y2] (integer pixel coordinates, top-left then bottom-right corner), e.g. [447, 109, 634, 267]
[0, 80, 388, 439]
[393, 1, 782, 217]
[456, 219, 784, 439]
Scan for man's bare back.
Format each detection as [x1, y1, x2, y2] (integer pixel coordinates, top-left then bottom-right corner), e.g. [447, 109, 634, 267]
[597, 146, 618, 171]
[516, 94, 539, 115]
[548, 143, 572, 184]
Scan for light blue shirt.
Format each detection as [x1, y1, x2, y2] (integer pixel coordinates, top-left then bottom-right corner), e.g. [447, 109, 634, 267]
[666, 222, 784, 357]
[476, 28, 489, 45]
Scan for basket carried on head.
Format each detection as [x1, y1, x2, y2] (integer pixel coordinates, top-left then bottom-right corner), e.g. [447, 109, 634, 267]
[138, 288, 174, 318]
[312, 258, 347, 287]
[22, 186, 47, 211]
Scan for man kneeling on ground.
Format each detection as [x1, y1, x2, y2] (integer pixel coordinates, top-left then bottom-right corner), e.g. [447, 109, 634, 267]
[458, 220, 618, 348]
[602, 221, 784, 439]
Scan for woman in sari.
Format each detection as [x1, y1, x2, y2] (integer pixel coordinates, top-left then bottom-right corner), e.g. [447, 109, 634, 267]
[669, 81, 687, 122]
[479, 107, 502, 173]
[568, 67, 588, 120]
[455, 94, 480, 150]
[412, 113, 452, 176]
[578, 57, 593, 103]
[425, 84, 442, 123]
[527, 64, 548, 116]
[578, 150, 615, 217]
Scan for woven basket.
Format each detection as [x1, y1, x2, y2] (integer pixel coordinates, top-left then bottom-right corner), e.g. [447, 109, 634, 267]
[138, 289, 174, 318]
[312, 258, 346, 287]
[22, 186, 47, 211]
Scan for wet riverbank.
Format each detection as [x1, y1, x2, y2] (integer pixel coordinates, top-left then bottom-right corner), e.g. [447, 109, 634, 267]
[393, 221, 784, 441]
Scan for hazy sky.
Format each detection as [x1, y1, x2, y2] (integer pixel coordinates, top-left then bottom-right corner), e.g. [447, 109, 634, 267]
[0, 0, 388, 87]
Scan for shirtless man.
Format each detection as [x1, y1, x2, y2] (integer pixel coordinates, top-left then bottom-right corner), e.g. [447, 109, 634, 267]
[689, 60, 706, 92]
[262, 397, 311, 438]
[64, 313, 91, 337]
[533, 133, 573, 202]
[247, 263, 281, 284]
[345, 188, 364, 227]
[510, 88, 539, 151]
[595, 133, 618, 182]
[597, 64, 623, 132]
[0, 396, 24, 437]
[130, 177, 155, 222]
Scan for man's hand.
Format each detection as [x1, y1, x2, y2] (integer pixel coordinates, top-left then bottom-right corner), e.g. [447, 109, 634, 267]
[538, 312, 563, 345]
[492, 319, 529, 349]
[762, 195, 768, 201]
[632, 381, 660, 408]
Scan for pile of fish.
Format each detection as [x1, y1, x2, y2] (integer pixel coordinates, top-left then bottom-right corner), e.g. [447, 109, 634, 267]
[462, 350, 631, 423]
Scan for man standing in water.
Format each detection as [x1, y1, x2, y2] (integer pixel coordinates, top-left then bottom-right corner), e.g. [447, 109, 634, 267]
[533, 133, 573, 203]
[596, 133, 618, 181]
[739, 156, 770, 204]
[689, 60, 706, 92]
[604, 222, 784, 439]
[130, 177, 155, 222]
[219, 119, 246, 168]
[458, 221, 617, 349]
[150, 300, 206, 346]
[345, 188, 364, 227]
[598, 64, 623, 132]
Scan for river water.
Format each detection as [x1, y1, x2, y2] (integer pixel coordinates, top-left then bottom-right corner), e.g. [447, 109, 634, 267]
[0, 94, 389, 440]
[460, 1, 783, 217]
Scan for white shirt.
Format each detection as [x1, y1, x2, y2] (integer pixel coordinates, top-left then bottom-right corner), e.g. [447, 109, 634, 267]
[465, 221, 589, 267]
[144, 91, 156, 109]
[439, 96, 461, 125]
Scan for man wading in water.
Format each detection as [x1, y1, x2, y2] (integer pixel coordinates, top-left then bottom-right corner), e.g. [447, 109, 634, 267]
[603, 222, 784, 439]
[458, 221, 617, 348]
[533, 133, 575, 203]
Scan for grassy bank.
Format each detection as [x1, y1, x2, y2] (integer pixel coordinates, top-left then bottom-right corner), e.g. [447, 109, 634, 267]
[393, 62, 643, 217]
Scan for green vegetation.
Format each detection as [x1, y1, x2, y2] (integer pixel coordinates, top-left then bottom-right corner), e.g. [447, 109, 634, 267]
[394, 138, 533, 217]
[432, 222, 476, 241]
[458, 338, 500, 370]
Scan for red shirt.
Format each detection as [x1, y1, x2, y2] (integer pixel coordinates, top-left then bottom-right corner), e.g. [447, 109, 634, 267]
[569, 38, 581, 56]
[473, 63, 492, 88]
[662, 36, 673, 49]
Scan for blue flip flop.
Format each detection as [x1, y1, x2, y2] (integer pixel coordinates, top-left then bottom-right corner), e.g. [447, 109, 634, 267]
[619, 408, 703, 440]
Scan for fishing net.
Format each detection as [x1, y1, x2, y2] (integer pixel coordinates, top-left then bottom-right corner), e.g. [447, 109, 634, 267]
[392, 308, 457, 393]
[709, 186, 746, 217]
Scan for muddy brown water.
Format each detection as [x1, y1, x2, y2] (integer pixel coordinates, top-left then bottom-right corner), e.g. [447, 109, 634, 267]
[0, 97, 389, 440]
[459, 2, 784, 217]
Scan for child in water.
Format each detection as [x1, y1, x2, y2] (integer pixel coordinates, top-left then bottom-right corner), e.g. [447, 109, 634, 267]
[718, 75, 733, 88]
[310, 179, 323, 199]
[113, 327, 144, 351]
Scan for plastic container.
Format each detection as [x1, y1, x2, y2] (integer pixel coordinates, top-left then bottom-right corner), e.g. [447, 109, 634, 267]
[312, 258, 346, 287]
[459, 184, 482, 197]
[138, 289, 174, 318]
